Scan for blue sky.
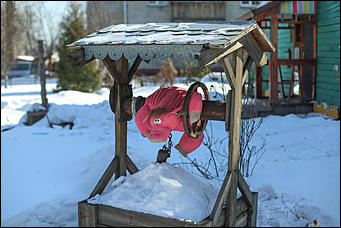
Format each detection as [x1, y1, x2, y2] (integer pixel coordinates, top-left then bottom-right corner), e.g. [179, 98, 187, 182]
[44, 1, 86, 28]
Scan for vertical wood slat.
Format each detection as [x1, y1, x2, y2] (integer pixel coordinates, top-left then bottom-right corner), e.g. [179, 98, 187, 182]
[255, 64, 263, 98]
[89, 156, 119, 199]
[78, 200, 97, 227]
[225, 91, 232, 132]
[287, 64, 296, 100]
[312, 21, 317, 100]
[221, 56, 235, 140]
[250, 192, 258, 227]
[237, 170, 255, 227]
[235, 210, 248, 227]
[225, 171, 238, 226]
[227, 89, 235, 170]
[278, 65, 286, 98]
[299, 17, 303, 101]
[270, 14, 278, 103]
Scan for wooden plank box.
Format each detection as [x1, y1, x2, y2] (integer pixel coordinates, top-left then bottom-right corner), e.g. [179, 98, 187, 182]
[78, 192, 258, 227]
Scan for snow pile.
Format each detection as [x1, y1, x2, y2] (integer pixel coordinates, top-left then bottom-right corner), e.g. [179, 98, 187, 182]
[88, 162, 218, 223]
[1, 76, 340, 227]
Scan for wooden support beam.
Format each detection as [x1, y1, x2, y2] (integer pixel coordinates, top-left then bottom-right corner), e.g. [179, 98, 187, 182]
[209, 171, 232, 226]
[231, 49, 243, 172]
[299, 21, 304, 101]
[250, 192, 258, 227]
[221, 59, 234, 89]
[126, 155, 139, 175]
[225, 171, 238, 226]
[278, 65, 285, 98]
[116, 56, 129, 84]
[312, 22, 317, 100]
[225, 91, 232, 132]
[197, 42, 243, 68]
[128, 55, 142, 82]
[242, 55, 253, 85]
[103, 56, 122, 83]
[277, 59, 315, 65]
[222, 56, 236, 86]
[255, 64, 263, 98]
[103, 55, 143, 85]
[114, 83, 128, 179]
[89, 156, 119, 199]
[224, 48, 244, 227]
[269, 13, 278, 104]
[70, 48, 95, 66]
[237, 170, 253, 207]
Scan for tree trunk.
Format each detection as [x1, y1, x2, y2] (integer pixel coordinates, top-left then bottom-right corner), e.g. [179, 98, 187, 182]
[4, 1, 15, 78]
[37, 40, 48, 109]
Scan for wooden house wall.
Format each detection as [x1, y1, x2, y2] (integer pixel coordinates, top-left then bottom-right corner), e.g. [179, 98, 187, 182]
[316, 1, 340, 110]
[171, 2, 225, 22]
[277, 24, 295, 97]
[249, 61, 269, 97]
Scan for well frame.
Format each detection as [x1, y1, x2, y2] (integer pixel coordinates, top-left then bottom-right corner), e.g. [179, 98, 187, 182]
[68, 21, 275, 227]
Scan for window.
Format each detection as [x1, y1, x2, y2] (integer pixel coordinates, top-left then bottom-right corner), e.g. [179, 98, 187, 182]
[146, 1, 168, 7]
[9, 63, 30, 71]
[240, 1, 261, 8]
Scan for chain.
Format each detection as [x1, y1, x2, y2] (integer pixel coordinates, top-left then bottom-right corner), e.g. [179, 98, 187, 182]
[167, 133, 173, 149]
[160, 133, 173, 156]
[156, 133, 173, 163]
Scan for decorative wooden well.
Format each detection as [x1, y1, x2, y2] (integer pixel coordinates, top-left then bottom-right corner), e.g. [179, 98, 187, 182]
[68, 20, 274, 227]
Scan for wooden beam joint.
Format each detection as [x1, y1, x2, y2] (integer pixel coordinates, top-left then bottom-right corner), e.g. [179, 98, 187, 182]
[69, 48, 95, 66]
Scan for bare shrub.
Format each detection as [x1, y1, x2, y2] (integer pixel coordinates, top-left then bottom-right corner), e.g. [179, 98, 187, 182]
[239, 98, 266, 177]
[178, 59, 211, 82]
[174, 73, 265, 180]
[156, 58, 178, 86]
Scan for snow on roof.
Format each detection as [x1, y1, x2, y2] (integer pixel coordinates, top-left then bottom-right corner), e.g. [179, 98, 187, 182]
[256, 1, 272, 9]
[68, 21, 256, 47]
[16, 55, 35, 61]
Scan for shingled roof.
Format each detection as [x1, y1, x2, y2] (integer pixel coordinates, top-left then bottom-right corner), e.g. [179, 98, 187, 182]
[68, 21, 274, 66]
[68, 21, 256, 46]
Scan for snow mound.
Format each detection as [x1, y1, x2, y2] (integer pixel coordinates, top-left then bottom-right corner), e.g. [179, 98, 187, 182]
[88, 162, 219, 223]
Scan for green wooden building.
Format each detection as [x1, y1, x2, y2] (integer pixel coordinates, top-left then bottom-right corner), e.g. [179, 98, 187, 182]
[315, 1, 340, 113]
[240, 1, 340, 119]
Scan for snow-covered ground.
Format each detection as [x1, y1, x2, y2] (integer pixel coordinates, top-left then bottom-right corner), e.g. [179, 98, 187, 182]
[1, 76, 340, 227]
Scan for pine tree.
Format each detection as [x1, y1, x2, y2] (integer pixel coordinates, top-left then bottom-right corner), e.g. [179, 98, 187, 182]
[56, 2, 102, 93]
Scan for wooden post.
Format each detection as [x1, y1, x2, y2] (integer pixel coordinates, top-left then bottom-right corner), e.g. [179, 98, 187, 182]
[255, 20, 263, 99]
[114, 57, 129, 179]
[78, 200, 97, 227]
[221, 48, 244, 227]
[37, 40, 48, 109]
[312, 18, 317, 100]
[102, 55, 141, 180]
[255, 64, 263, 98]
[270, 14, 278, 104]
[299, 16, 304, 101]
